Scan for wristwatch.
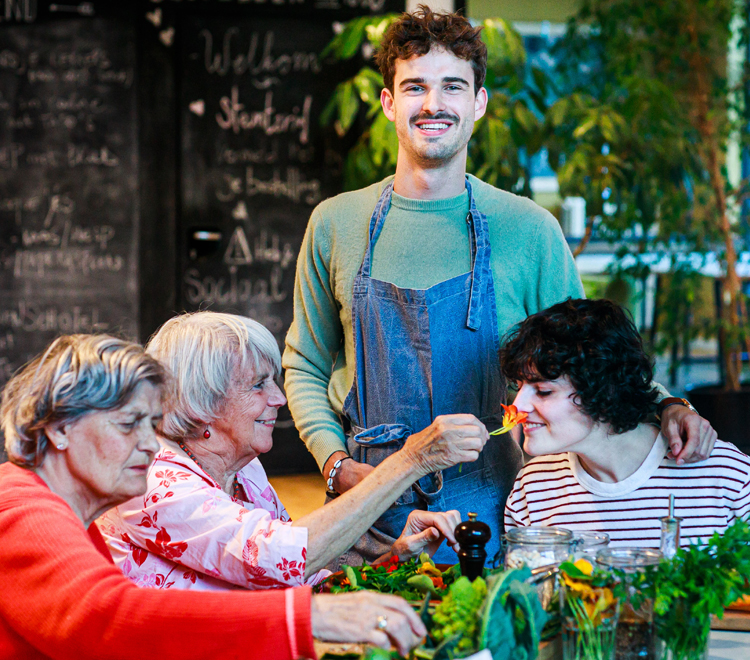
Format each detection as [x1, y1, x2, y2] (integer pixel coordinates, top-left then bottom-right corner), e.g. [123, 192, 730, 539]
[325, 456, 351, 497]
[656, 397, 699, 420]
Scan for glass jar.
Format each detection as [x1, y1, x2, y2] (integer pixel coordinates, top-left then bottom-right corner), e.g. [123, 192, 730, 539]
[560, 568, 619, 660]
[596, 548, 662, 660]
[573, 531, 610, 560]
[504, 526, 576, 569]
[504, 526, 576, 611]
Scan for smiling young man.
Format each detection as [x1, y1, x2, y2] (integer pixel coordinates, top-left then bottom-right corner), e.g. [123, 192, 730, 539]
[501, 298, 750, 547]
[282, 6, 717, 565]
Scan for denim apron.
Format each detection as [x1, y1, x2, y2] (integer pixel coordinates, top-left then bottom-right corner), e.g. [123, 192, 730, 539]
[337, 178, 523, 567]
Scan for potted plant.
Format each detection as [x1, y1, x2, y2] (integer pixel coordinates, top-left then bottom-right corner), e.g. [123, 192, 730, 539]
[546, 0, 750, 443]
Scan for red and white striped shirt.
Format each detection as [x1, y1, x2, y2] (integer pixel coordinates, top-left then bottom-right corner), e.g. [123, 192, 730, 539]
[504, 435, 750, 548]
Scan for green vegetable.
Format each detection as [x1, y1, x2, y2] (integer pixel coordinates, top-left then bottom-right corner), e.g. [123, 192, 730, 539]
[479, 566, 547, 660]
[407, 574, 438, 596]
[431, 576, 488, 655]
[344, 565, 359, 590]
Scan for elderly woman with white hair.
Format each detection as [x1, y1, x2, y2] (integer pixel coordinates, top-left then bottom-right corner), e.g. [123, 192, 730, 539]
[0, 334, 428, 660]
[98, 311, 487, 590]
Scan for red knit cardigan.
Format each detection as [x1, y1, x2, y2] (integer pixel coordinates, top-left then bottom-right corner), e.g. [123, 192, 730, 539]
[0, 462, 316, 660]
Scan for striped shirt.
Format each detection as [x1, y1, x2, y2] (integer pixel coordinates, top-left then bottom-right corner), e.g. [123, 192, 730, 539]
[504, 435, 750, 548]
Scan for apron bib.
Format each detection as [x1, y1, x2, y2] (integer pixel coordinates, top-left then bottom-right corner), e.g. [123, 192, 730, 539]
[336, 178, 522, 567]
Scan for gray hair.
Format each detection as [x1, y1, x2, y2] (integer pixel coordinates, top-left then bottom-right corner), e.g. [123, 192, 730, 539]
[145, 311, 281, 441]
[2, 334, 167, 468]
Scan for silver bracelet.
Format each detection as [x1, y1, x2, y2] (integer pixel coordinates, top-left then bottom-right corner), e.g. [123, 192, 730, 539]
[326, 456, 352, 494]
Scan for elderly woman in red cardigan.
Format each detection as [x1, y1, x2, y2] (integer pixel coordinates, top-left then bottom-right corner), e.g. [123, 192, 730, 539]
[0, 334, 426, 660]
[98, 311, 487, 590]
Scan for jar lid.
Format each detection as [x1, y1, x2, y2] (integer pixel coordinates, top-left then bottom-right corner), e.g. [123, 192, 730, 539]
[573, 531, 610, 550]
[505, 526, 575, 545]
[595, 547, 662, 570]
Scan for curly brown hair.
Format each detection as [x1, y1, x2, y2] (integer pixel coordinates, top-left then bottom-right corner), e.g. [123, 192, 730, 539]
[500, 298, 659, 434]
[375, 5, 487, 94]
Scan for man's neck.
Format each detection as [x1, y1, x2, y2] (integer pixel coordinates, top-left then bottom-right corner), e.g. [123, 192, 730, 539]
[392, 151, 468, 200]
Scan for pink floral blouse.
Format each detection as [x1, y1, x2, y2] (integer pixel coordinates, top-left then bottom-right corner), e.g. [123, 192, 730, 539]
[97, 446, 329, 591]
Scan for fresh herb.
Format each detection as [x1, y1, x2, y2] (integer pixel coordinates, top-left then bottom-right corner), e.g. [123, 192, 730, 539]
[480, 566, 548, 660]
[633, 518, 750, 660]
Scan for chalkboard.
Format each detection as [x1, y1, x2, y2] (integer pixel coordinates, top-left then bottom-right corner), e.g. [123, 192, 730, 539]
[0, 0, 405, 471]
[176, 13, 347, 473]
[0, 9, 139, 390]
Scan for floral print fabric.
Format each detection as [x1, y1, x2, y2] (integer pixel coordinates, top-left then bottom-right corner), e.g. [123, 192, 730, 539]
[97, 446, 329, 590]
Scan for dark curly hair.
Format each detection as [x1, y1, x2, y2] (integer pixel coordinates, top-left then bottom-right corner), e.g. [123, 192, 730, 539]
[375, 5, 487, 94]
[500, 298, 658, 434]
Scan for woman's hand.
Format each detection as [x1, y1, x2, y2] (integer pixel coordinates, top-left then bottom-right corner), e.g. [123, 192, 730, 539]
[311, 592, 426, 656]
[390, 509, 462, 560]
[402, 414, 489, 476]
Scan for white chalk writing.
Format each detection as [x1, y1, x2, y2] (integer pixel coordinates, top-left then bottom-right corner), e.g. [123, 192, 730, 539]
[216, 166, 321, 206]
[183, 265, 287, 306]
[0, 302, 107, 333]
[216, 87, 312, 145]
[199, 28, 319, 80]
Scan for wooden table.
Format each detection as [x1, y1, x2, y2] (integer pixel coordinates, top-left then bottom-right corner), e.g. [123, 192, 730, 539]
[315, 612, 750, 659]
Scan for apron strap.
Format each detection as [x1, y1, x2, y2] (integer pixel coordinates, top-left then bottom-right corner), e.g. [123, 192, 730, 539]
[465, 178, 489, 331]
[360, 181, 394, 279]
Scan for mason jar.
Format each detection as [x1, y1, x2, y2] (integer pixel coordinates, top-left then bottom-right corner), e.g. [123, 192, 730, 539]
[572, 531, 610, 560]
[596, 547, 662, 660]
[504, 526, 576, 611]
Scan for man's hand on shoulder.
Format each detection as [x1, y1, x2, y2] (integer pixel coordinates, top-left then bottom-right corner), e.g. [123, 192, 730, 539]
[324, 451, 374, 495]
[660, 405, 717, 464]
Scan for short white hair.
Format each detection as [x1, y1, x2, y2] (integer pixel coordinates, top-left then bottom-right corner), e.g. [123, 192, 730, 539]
[146, 311, 281, 440]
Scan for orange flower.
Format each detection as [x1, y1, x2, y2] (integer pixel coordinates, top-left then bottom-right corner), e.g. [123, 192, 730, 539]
[490, 404, 528, 435]
[431, 576, 446, 590]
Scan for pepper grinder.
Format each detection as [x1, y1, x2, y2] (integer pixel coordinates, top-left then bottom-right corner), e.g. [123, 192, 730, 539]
[660, 494, 682, 559]
[455, 512, 491, 581]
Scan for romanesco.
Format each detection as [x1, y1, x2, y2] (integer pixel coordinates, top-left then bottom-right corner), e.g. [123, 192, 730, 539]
[431, 576, 487, 653]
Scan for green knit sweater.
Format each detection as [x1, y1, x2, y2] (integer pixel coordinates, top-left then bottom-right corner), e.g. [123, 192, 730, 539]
[282, 175, 585, 470]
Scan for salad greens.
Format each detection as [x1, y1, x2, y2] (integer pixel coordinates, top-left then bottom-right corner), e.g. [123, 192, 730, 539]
[320, 553, 459, 601]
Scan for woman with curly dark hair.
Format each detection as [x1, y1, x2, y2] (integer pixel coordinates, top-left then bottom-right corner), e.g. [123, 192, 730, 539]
[501, 298, 750, 548]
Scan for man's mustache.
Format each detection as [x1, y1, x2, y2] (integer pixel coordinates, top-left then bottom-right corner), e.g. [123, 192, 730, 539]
[410, 111, 459, 126]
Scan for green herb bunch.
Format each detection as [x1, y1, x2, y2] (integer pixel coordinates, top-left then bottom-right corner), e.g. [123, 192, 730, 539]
[633, 517, 750, 660]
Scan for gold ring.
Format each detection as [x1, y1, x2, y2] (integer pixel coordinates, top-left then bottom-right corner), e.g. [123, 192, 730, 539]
[376, 615, 388, 631]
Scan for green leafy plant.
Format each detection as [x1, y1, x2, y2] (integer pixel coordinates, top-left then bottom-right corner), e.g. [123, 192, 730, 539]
[319, 15, 553, 195]
[547, 0, 750, 389]
[628, 517, 750, 660]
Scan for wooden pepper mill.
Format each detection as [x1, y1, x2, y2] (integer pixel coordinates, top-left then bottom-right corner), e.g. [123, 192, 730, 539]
[455, 512, 491, 581]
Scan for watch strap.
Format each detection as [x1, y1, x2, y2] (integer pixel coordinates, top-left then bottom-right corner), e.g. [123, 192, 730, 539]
[657, 397, 699, 419]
